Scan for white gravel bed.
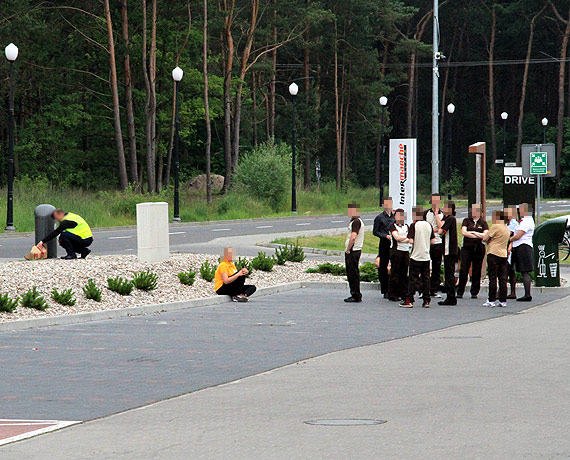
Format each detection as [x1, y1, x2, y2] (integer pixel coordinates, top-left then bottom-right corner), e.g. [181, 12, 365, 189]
[0, 254, 340, 323]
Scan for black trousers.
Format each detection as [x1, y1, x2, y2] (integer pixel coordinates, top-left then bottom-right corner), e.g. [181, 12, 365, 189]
[377, 238, 391, 294]
[457, 245, 485, 297]
[216, 275, 257, 297]
[59, 233, 93, 258]
[388, 250, 409, 300]
[345, 250, 362, 300]
[430, 243, 444, 294]
[443, 254, 457, 301]
[407, 259, 430, 302]
[487, 254, 508, 302]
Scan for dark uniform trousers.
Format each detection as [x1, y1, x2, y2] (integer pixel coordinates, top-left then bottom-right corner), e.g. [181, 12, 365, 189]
[407, 259, 430, 302]
[377, 238, 391, 294]
[430, 243, 444, 294]
[345, 250, 362, 300]
[443, 254, 457, 301]
[487, 254, 508, 303]
[388, 249, 409, 300]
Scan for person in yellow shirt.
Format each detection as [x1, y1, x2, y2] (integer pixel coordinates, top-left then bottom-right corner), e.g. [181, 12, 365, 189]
[37, 209, 93, 260]
[214, 248, 257, 302]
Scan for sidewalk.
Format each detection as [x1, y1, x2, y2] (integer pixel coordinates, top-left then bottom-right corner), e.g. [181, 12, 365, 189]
[1, 291, 569, 459]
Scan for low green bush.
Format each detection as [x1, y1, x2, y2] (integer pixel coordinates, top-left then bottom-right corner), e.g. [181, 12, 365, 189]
[306, 262, 346, 276]
[83, 279, 102, 302]
[235, 257, 253, 276]
[359, 262, 378, 282]
[51, 288, 77, 306]
[107, 276, 134, 296]
[0, 293, 19, 313]
[200, 260, 217, 282]
[251, 251, 276, 272]
[132, 270, 158, 291]
[275, 246, 289, 265]
[21, 287, 48, 311]
[178, 269, 197, 286]
[286, 242, 305, 263]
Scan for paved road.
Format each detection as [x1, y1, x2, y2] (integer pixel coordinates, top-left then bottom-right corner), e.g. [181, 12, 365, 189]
[0, 287, 565, 423]
[1, 201, 569, 259]
[1, 288, 569, 459]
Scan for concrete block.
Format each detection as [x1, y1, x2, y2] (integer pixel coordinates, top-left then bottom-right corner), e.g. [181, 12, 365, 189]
[137, 202, 169, 263]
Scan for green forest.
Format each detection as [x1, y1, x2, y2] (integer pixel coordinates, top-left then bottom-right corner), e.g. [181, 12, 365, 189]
[2, 0, 570, 204]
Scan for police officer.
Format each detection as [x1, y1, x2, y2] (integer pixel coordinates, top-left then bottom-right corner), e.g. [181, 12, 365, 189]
[38, 209, 94, 259]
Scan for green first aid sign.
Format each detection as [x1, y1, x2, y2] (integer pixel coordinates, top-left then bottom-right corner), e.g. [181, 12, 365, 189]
[530, 151, 548, 175]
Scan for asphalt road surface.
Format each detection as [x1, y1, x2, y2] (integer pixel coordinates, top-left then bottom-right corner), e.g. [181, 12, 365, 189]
[1, 201, 569, 259]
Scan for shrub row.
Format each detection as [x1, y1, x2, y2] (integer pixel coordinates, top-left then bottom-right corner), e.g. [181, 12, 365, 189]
[306, 262, 377, 282]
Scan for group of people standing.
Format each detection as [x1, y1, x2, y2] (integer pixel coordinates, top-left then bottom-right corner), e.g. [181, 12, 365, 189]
[344, 195, 535, 308]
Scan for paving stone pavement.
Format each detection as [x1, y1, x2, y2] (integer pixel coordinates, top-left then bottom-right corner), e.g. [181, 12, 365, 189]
[0, 287, 567, 425]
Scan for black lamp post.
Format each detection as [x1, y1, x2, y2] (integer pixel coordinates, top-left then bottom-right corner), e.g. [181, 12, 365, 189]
[500, 111, 508, 203]
[542, 117, 548, 144]
[379, 96, 388, 206]
[172, 66, 183, 222]
[5, 43, 18, 232]
[446, 103, 455, 200]
[289, 82, 298, 213]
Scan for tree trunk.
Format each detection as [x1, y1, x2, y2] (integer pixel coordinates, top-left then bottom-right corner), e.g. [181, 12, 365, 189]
[303, 44, 311, 189]
[142, 0, 155, 193]
[334, 21, 341, 190]
[488, 1, 497, 163]
[204, 0, 212, 204]
[516, 7, 545, 162]
[252, 70, 258, 146]
[556, 11, 570, 196]
[269, 0, 277, 138]
[221, 1, 235, 193]
[104, 0, 128, 190]
[150, 0, 157, 191]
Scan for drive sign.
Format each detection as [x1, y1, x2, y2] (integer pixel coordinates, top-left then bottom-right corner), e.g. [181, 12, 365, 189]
[530, 151, 548, 175]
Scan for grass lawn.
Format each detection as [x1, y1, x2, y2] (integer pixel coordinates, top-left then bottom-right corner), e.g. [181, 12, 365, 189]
[274, 232, 379, 254]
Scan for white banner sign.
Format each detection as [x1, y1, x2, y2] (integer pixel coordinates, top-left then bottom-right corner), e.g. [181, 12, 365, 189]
[389, 139, 417, 224]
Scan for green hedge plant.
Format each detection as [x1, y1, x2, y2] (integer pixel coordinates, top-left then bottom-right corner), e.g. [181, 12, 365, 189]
[178, 269, 196, 286]
[51, 288, 77, 306]
[0, 293, 19, 313]
[107, 276, 134, 296]
[235, 257, 253, 276]
[200, 261, 217, 282]
[251, 251, 276, 272]
[83, 279, 102, 302]
[21, 287, 48, 311]
[132, 270, 158, 291]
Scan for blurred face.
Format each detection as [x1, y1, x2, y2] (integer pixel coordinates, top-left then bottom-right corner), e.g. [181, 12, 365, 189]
[348, 206, 360, 219]
[431, 195, 441, 209]
[492, 212, 501, 225]
[395, 211, 404, 225]
[53, 211, 65, 222]
[383, 198, 393, 213]
[519, 204, 528, 217]
[443, 204, 451, 216]
[471, 204, 481, 220]
[504, 207, 513, 220]
[413, 208, 423, 221]
[223, 248, 233, 262]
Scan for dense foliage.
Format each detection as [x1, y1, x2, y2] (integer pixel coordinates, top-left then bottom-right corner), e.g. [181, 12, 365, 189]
[1, 0, 570, 196]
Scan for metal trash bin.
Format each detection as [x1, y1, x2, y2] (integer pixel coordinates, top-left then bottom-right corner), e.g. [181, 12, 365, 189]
[533, 215, 569, 287]
[34, 204, 57, 259]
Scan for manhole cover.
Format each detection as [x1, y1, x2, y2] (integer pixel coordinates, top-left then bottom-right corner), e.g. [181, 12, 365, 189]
[304, 419, 387, 426]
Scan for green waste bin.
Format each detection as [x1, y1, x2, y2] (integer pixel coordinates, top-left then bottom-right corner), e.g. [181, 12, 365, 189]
[533, 215, 569, 287]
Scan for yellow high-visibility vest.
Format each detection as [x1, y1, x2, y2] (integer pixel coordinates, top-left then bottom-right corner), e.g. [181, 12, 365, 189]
[61, 213, 93, 239]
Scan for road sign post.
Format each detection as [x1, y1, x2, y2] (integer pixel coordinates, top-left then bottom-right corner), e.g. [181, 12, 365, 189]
[522, 144, 556, 226]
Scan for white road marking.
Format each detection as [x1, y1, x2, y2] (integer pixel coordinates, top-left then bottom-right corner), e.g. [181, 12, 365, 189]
[108, 236, 132, 240]
[296, 223, 311, 226]
[363, 218, 374, 221]
[331, 220, 344, 223]
[256, 225, 274, 229]
[169, 231, 186, 235]
[212, 228, 231, 232]
[0, 419, 80, 446]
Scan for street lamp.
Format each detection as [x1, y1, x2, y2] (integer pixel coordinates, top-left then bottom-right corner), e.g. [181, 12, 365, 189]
[289, 82, 299, 213]
[379, 96, 388, 206]
[501, 112, 508, 165]
[172, 66, 184, 222]
[542, 117, 548, 144]
[4, 43, 18, 231]
[446, 103, 455, 200]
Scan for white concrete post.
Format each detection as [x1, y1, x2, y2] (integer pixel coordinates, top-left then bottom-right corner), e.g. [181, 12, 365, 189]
[136, 202, 170, 263]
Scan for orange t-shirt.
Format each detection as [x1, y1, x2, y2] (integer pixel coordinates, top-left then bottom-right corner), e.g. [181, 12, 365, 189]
[215, 261, 237, 291]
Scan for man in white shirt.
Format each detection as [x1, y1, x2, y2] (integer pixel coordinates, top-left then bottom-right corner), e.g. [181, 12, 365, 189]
[423, 194, 444, 297]
[345, 203, 365, 303]
[510, 203, 535, 302]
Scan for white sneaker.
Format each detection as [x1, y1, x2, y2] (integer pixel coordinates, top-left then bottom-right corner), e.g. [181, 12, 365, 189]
[498, 302, 507, 308]
[483, 300, 496, 308]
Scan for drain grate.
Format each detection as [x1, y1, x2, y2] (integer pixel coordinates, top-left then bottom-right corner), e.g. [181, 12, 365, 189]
[304, 419, 387, 426]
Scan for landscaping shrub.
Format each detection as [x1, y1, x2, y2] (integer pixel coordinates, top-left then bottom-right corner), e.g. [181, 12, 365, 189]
[275, 246, 289, 265]
[286, 241, 306, 262]
[232, 139, 291, 211]
[107, 276, 134, 296]
[178, 270, 196, 286]
[132, 270, 158, 291]
[0, 293, 18, 313]
[51, 288, 77, 306]
[21, 287, 48, 311]
[83, 279, 102, 302]
[359, 262, 378, 282]
[251, 251, 276, 272]
[306, 262, 346, 276]
[200, 261, 217, 282]
[235, 257, 253, 276]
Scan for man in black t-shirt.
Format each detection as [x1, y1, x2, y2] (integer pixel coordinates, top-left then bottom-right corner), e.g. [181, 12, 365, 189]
[373, 197, 395, 298]
[437, 201, 459, 305]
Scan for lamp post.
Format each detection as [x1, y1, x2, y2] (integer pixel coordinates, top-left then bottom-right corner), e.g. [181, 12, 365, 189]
[289, 82, 298, 213]
[172, 66, 184, 222]
[4, 43, 18, 232]
[501, 112, 508, 164]
[379, 96, 388, 206]
[446, 103, 455, 200]
[542, 117, 548, 145]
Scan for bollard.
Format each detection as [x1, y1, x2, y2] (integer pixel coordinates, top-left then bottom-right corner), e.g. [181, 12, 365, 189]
[136, 202, 170, 263]
[34, 204, 57, 259]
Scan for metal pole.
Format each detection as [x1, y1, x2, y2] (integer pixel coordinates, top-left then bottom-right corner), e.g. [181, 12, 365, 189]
[291, 95, 297, 213]
[6, 61, 15, 231]
[432, 0, 440, 194]
[502, 118, 506, 204]
[379, 105, 385, 206]
[173, 80, 181, 222]
[448, 114, 452, 200]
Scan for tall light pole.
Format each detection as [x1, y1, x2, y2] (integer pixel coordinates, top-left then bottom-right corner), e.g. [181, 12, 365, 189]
[446, 103, 455, 200]
[501, 112, 508, 164]
[172, 66, 184, 222]
[4, 43, 18, 232]
[379, 96, 388, 206]
[542, 117, 548, 145]
[289, 82, 298, 213]
[432, 0, 440, 194]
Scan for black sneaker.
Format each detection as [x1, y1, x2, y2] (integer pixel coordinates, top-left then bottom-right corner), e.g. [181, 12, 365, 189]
[60, 255, 77, 260]
[456, 293, 463, 299]
[344, 297, 362, 303]
[471, 295, 478, 299]
[80, 248, 91, 259]
[516, 296, 532, 302]
[438, 299, 457, 306]
[422, 301, 430, 308]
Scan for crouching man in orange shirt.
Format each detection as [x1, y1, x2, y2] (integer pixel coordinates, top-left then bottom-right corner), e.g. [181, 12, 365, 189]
[214, 247, 257, 302]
